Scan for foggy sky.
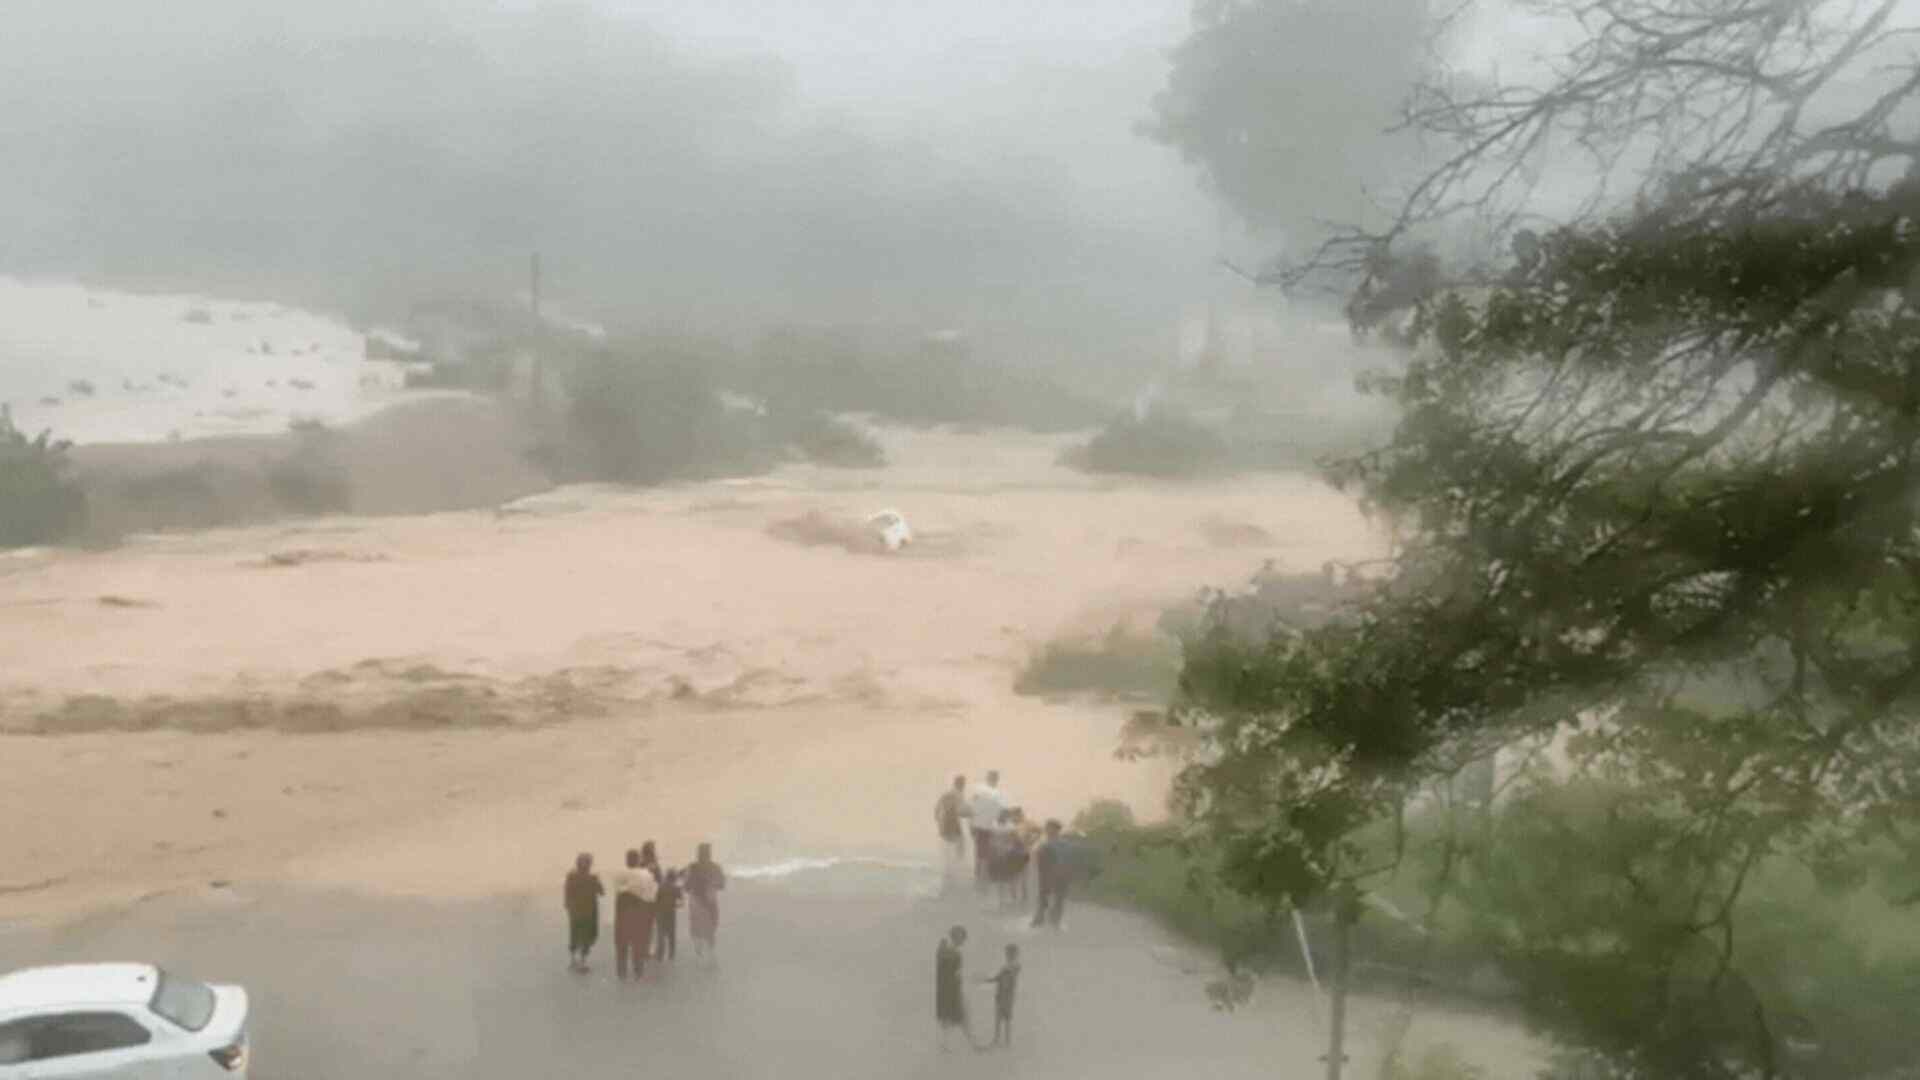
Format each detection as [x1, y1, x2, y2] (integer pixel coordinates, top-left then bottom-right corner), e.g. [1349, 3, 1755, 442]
[0, 0, 1230, 368]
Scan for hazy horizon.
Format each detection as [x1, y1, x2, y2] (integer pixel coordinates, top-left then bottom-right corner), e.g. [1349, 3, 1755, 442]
[0, 0, 1252, 369]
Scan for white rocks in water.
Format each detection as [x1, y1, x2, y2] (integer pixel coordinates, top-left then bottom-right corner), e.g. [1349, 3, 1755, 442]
[868, 509, 912, 552]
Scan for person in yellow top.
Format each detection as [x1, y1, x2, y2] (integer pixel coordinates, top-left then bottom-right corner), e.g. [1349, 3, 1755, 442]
[1011, 809, 1043, 905]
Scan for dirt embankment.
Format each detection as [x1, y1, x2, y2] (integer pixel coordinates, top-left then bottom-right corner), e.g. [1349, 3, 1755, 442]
[70, 395, 551, 541]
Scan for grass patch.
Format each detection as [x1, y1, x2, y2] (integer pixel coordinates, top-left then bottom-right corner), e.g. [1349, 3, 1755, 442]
[1070, 801, 1286, 966]
[1014, 625, 1182, 701]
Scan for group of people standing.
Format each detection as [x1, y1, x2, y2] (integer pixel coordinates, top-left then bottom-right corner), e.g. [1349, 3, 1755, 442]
[927, 769, 1098, 1050]
[562, 841, 727, 979]
[934, 770, 1073, 929]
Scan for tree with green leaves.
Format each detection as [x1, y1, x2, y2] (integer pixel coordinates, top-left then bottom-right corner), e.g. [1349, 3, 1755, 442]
[1154, 1, 1920, 1076]
[1145, 0, 1439, 251]
[0, 409, 86, 548]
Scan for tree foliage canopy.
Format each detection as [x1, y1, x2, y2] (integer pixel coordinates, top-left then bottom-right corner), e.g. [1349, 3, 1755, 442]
[0, 409, 86, 548]
[1158, 1, 1920, 1075]
[1145, 0, 1435, 241]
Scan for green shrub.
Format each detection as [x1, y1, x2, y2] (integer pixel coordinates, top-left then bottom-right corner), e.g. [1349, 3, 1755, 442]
[561, 345, 777, 485]
[1069, 808, 1288, 970]
[1071, 798, 1138, 837]
[1014, 625, 1182, 701]
[0, 412, 87, 547]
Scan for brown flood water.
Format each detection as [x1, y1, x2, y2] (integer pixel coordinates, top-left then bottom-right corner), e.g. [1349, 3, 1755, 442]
[2, 423, 1539, 1074]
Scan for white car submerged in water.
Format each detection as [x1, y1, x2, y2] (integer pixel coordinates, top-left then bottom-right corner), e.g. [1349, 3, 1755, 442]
[868, 509, 913, 552]
[0, 964, 250, 1078]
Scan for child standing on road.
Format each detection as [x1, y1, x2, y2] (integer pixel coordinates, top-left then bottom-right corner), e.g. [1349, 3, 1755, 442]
[982, 943, 1021, 1048]
[654, 868, 684, 962]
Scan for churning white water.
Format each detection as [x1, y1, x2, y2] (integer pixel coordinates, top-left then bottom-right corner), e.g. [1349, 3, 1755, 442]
[0, 276, 422, 444]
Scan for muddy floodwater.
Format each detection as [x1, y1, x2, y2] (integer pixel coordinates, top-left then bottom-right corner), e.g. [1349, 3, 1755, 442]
[1, 406, 1540, 1075]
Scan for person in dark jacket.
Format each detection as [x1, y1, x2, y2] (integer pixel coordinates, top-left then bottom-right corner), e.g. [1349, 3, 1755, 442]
[687, 842, 727, 962]
[654, 868, 684, 962]
[1031, 820, 1070, 930]
[563, 852, 604, 972]
[935, 926, 980, 1052]
[981, 943, 1021, 1048]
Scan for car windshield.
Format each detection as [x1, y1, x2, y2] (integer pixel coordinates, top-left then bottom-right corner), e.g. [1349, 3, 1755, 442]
[148, 970, 216, 1032]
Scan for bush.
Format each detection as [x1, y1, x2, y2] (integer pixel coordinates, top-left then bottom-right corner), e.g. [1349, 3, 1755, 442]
[1069, 810, 1286, 968]
[1014, 625, 1182, 701]
[1447, 777, 1920, 1079]
[560, 344, 777, 485]
[1072, 798, 1138, 837]
[0, 412, 87, 547]
[1061, 410, 1231, 477]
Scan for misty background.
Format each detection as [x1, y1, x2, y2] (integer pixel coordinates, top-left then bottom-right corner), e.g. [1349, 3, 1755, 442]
[0, 0, 1258, 373]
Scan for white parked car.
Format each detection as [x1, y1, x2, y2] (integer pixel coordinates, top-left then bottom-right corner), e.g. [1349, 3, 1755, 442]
[867, 509, 913, 552]
[0, 964, 249, 1078]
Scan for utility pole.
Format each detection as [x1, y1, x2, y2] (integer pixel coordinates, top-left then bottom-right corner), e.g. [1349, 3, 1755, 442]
[1323, 882, 1362, 1080]
[529, 252, 545, 415]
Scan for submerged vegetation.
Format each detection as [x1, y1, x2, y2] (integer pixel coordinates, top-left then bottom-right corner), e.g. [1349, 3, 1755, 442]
[0, 410, 87, 547]
[1014, 624, 1184, 702]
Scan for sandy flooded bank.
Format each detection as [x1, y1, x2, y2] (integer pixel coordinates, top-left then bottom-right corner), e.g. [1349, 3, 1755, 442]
[2, 424, 1380, 925]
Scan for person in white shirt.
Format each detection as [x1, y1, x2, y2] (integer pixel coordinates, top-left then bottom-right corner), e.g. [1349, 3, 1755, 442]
[967, 771, 1009, 889]
[612, 848, 661, 980]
